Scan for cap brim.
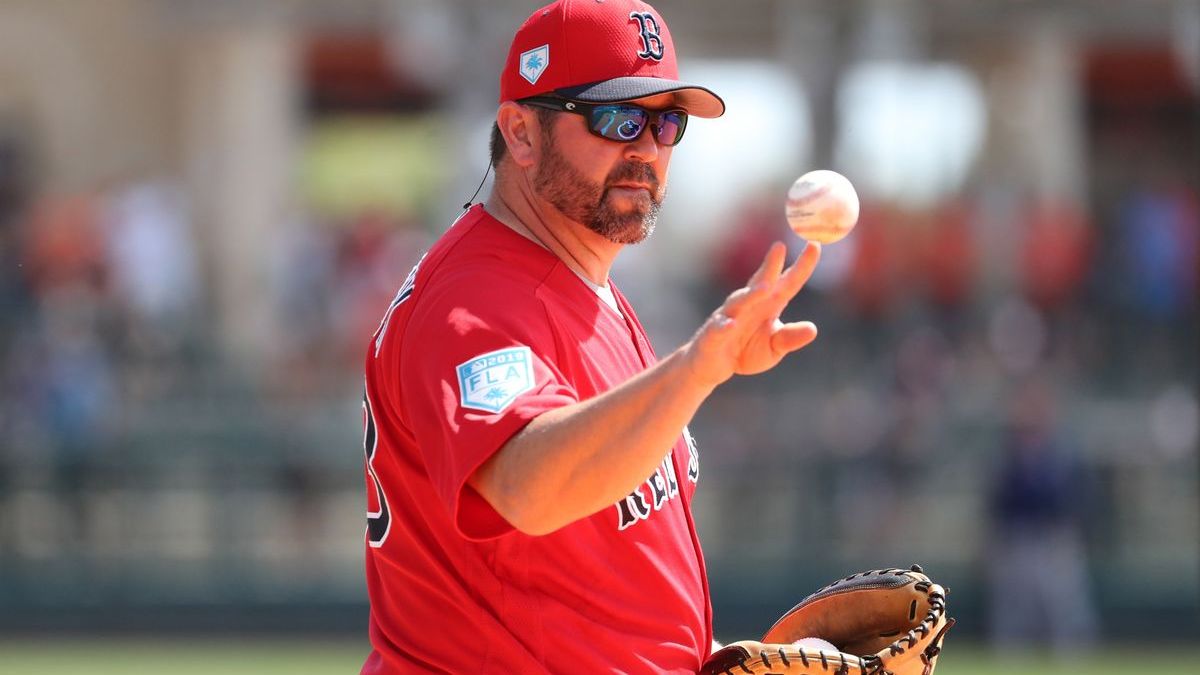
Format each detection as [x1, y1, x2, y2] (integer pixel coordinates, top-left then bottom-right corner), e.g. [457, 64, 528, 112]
[555, 77, 725, 118]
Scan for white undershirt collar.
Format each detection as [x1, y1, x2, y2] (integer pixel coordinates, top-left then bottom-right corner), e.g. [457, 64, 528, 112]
[570, 267, 622, 315]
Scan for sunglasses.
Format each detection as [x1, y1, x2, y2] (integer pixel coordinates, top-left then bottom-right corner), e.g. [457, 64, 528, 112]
[520, 96, 689, 147]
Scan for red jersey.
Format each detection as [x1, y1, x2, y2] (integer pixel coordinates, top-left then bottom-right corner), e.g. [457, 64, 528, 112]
[361, 206, 711, 674]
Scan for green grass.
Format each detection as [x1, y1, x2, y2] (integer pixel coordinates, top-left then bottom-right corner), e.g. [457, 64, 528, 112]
[936, 646, 1200, 675]
[1, 640, 1197, 674]
[0, 638, 368, 674]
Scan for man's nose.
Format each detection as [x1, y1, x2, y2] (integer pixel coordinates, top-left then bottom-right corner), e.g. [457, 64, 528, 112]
[623, 126, 660, 163]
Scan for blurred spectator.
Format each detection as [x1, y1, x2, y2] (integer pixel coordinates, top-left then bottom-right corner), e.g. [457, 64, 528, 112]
[986, 377, 1097, 653]
[268, 207, 428, 394]
[270, 211, 338, 392]
[328, 209, 426, 365]
[1113, 178, 1198, 321]
[842, 201, 903, 319]
[11, 189, 121, 555]
[21, 192, 109, 298]
[919, 198, 978, 314]
[103, 179, 200, 351]
[1020, 196, 1093, 312]
[38, 290, 118, 555]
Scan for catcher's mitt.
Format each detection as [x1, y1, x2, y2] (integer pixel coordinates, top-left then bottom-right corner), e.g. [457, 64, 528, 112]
[701, 565, 954, 675]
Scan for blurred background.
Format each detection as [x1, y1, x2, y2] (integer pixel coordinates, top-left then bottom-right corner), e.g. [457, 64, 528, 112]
[0, 0, 1197, 672]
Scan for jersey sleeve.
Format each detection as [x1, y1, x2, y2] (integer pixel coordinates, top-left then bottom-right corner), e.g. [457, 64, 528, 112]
[399, 270, 579, 541]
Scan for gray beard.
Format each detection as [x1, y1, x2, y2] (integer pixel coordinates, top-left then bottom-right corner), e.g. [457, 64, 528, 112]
[533, 138, 664, 245]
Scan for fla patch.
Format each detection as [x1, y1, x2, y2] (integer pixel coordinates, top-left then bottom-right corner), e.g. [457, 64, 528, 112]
[456, 346, 535, 413]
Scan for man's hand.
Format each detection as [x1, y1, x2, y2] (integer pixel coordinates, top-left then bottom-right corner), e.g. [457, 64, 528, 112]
[684, 242, 821, 389]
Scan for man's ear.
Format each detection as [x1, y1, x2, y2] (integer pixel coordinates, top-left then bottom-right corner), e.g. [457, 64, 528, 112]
[496, 101, 541, 168]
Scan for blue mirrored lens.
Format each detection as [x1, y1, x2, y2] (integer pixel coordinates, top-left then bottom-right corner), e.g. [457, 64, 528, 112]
[594, 106, 648, 141]
[655, 112, 686, 146]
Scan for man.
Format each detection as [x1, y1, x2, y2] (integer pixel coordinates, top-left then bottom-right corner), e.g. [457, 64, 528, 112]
[361, 1, 821, 672]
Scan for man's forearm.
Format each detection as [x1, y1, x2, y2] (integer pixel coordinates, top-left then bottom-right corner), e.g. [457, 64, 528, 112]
[470, 345, 713, 535]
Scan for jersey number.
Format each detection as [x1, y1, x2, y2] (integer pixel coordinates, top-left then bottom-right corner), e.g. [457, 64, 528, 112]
[363, 392, 391, 547]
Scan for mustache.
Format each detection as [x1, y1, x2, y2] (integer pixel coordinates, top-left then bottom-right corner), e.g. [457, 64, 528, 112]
[605, 162, 660, 193]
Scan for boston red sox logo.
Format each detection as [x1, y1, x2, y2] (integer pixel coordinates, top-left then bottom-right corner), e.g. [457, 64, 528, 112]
[629, 11, 664, 61]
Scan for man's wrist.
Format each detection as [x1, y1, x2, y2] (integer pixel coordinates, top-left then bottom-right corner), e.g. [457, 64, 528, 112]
[674, 337, 729, 394]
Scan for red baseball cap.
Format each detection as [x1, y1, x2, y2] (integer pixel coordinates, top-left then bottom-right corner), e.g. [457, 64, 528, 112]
[499, 0, 725, 118]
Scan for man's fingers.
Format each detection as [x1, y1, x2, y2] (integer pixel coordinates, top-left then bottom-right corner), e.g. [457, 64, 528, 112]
[778, 242, 822, 298]
[770, 320, 819, 355]
[719, 286, 765, 320]
[747, 242, 787, 290]
[723, 242, 794, 320]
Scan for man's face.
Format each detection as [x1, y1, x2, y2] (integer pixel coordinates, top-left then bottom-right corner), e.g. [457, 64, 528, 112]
[531, 95, 676, 245]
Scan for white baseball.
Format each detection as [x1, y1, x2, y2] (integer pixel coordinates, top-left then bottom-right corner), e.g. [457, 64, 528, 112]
[784, 169, 860, 244]
[791, 637, 839, 652]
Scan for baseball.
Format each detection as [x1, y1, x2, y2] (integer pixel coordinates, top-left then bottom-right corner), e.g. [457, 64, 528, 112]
[792, 637, 839, 652]
[784, 169, 860, 244]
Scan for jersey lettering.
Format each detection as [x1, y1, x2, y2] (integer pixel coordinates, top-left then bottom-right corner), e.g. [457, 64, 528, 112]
[684, 426, 699, 483]
[614, 442, 690, 531]
[364, 390, 392, 547]
[374, 252, 426, 357]
[616, 485, 653, 531]
[648, 466, 670, 509]
[662, 453, 679, 498]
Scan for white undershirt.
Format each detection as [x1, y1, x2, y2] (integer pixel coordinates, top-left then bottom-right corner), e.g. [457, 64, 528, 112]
[571, 268, 622, 315]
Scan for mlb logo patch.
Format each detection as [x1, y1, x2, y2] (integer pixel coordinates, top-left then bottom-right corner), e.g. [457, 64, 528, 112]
[519, 44, 550, 85]
[456, 346, 535, 413]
